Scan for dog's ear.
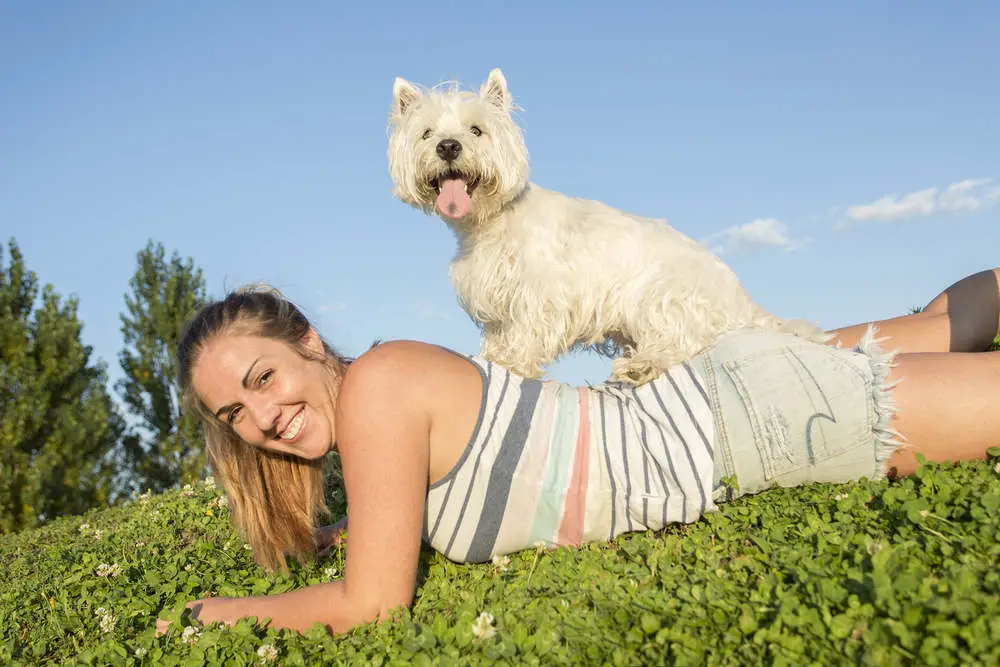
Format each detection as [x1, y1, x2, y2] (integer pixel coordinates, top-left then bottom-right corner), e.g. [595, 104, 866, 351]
[392, 77, 421, 119]
[481, 68, 510, 111]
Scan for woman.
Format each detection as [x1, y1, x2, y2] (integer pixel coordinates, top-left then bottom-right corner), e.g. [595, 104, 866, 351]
[156, 269, 1000, 636]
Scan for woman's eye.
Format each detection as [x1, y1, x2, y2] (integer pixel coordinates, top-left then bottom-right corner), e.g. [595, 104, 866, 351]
[422, 129, 432, 140]
[227, 406, 242, 424]
[470, 126, 482, 137]
[259, 370, 274, 386]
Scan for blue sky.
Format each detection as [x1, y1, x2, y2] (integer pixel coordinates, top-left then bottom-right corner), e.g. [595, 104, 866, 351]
[2, 1, 998, 388]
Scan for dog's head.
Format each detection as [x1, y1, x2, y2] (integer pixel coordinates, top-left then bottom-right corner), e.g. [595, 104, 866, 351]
[387, 68, 530, 226]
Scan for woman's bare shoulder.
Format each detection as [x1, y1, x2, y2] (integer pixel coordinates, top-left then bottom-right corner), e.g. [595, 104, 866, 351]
[338, 340, 481, 413]
[349, 339, 473, 375]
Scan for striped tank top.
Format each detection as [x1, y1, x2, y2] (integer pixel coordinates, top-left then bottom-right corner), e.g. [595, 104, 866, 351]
[423, 354, 717, 564]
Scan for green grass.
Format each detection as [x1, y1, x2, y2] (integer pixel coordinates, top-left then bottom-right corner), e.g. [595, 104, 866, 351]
[3, 451, 999, 666]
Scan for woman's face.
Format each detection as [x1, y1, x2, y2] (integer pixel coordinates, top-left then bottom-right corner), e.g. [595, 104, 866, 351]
[192, 329, 335, 460]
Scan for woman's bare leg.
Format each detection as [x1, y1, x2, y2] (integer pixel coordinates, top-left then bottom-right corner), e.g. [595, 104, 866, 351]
[882, 350, 1000, 478]
[828, 268, 1000, 354]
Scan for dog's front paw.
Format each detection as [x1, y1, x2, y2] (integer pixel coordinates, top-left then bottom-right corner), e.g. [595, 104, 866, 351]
[610, 356, 664, 386]
[481, 351, 546, 380]
[480, 336, 550, 379]
[508, 361, 546, 379]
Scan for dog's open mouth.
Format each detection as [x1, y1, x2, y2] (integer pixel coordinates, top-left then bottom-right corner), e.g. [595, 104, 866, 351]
[431, 171, 480, 219]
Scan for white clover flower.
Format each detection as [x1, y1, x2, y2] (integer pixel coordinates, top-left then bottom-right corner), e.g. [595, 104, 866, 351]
[184, 564, 193, 571]
[994, 461, 1000, 474]
[471, 611, 496, 640]
[256, 643, 278, 663]
[204, 476, 216, 488]
[210, 495, 229, 509]
[324, 566, 338, 579]
[79, 523, 90, 533]
[181, 484, 194, 497]
[181, 625, 201, 644]
[134, 647, 147, 658]
[94, 607, 116, 633]
[99, 612, 116, 634]
[244, 544, 252, 551]
[135, 540, 146, 548]
[92, 529, 104, 541]
[834, 493, 849, 501]
[95, 563, 122, 577]
[138, 491, 151, 505]
[491, 554, 510, 572]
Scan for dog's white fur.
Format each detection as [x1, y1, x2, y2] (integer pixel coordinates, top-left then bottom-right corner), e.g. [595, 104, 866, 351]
[387, 68, 828, 384]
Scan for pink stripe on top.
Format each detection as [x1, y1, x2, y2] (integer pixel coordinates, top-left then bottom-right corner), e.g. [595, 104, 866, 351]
[557, 387, 591, 546]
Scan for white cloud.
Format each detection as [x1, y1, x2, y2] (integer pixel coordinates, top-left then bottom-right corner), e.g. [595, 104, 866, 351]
[843, 177, 996, 224]
[703, 218, 803, 255]
[938, 178, 994, 213]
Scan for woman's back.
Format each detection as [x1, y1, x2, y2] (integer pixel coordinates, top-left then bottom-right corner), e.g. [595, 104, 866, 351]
[423, 352, 717, 563]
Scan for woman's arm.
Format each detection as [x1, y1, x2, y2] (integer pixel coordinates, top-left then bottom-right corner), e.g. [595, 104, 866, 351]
[324, 341, 433, 629]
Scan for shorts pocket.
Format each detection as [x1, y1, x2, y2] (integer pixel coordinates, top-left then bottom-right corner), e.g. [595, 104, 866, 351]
[720, 344, 871, 483]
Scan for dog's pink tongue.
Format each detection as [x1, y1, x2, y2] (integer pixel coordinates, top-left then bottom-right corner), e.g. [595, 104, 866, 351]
[436, 178, 471, 218]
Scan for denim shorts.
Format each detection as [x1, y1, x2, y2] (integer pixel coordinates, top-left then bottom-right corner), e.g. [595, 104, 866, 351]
[686, 326, 903, 503]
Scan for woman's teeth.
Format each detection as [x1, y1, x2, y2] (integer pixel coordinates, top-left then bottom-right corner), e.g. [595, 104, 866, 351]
[281, 410, 305, 440]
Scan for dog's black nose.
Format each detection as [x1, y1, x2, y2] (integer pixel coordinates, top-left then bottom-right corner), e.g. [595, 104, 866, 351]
[436, 138, 462, 162]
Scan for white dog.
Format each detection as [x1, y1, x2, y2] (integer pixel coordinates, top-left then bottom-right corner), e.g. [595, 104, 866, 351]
[387, 68, 828, 384]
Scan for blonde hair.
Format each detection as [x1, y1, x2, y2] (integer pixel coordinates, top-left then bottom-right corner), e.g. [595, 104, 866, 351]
[177, 284, 350, 573]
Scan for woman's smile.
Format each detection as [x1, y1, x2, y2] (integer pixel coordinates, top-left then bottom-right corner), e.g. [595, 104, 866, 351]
[278, 407, 306, 442]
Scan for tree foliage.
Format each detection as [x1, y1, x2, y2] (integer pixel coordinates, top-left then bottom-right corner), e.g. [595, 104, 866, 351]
[118, 240, 208, 494]
[0, 238, 123, 534]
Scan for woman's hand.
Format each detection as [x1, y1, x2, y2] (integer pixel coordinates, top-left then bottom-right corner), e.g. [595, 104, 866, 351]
[155, 596, 244, 636]
[316, 517, 348, 557]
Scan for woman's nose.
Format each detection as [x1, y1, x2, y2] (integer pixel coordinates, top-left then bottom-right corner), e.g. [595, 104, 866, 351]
[247, 398, 280, 432]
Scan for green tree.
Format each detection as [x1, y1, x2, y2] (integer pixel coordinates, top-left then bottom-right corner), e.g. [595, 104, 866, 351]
[118, 241, 208, 494]
[0, 238, 124, 534]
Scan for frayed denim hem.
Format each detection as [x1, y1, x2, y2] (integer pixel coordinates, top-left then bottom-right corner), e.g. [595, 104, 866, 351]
[854, 324, 907, 479]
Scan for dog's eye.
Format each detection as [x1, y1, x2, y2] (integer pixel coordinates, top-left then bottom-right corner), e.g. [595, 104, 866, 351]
[470, 126, 482, 137]
[422, 129, 432, 140]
